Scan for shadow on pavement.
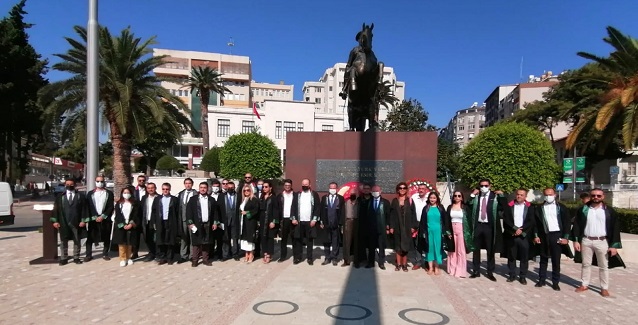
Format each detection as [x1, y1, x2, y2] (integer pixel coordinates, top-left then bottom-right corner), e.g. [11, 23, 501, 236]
[0, 235, 26, 241]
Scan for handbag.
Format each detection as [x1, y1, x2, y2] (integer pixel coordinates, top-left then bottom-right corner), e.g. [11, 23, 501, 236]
[442, 234, 455, 253]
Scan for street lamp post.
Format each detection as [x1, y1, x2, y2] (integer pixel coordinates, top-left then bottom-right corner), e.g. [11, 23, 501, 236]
[86, 0, 99, 191]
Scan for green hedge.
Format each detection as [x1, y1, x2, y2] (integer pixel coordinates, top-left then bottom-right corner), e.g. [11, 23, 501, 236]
[559, 201, 638, 235]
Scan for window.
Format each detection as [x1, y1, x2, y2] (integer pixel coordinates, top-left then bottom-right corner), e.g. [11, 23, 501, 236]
[468, 116, 475, 123]
[297, 122, 304, 131]
[458, 125, 464, 131]
[329, 86, 333, 91]
[242, 120, 255, 133]
[339, 82, 344, 88]
[305, 97, 310, 102]
[217, 119, 230, 138]
[239, 94, 246, 101]
[322, 125, 334, 132]
[628, 162, 637, 176]
[283, 121, 296, 138]
[275, 121, 282, 139]
[316, 87, 322, 93]
[469, 124, 475, 130]
[315, 98, 322, 104]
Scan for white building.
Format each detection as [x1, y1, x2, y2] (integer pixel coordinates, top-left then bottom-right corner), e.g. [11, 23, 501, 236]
[207, 100, 345, 164]
[302, 63, 406, 130]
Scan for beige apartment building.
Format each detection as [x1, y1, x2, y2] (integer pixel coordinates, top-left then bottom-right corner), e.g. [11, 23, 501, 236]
[439, 104, 486, 148]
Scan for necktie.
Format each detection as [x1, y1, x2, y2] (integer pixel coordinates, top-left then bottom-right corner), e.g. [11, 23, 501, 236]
[68, 192, 73, 202]
[480, 196, 488, 221]
[330, 195, 334, 207]
[184, 191, 191, 204]
[375, 199, 379, 211]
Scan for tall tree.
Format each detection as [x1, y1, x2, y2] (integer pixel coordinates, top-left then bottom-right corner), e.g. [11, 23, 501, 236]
[376, 80, 399, 109]
[0, 0, 48, 182]
[184, 66, 230, 177]
[379, 98, 436, 131]
[568, 26, 638, 151]
[40, 26, 191, 196]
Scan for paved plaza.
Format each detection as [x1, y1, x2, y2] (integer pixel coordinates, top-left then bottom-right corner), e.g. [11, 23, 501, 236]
[0, 228, 637, 325]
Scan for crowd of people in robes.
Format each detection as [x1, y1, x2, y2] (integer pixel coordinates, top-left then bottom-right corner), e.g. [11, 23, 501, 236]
[51, 174, 622, 298]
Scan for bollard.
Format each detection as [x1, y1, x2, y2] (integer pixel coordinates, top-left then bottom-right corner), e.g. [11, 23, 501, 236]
[29, 204, 59, 265]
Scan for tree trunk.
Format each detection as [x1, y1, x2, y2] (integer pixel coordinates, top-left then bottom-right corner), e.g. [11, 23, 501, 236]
[110, 124, 132, 201]
[200, 91, 210, 177]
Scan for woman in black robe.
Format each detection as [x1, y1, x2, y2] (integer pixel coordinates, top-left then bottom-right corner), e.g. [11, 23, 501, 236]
[259, 180, 279, 264]
[240, 185, 260, 263]
[112, 187, 140, 267]
[389, 182, 418, 272]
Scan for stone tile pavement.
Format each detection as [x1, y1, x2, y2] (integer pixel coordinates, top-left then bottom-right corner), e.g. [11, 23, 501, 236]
[0, 230, 637, 325]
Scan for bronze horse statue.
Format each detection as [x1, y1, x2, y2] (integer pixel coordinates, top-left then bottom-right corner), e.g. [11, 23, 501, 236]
[339, 23, 384, 132]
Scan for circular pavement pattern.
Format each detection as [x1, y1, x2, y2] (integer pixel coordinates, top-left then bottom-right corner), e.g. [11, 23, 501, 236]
[252, 300, 299, 316]
[398, 308, 450, 325]
[325, 304, 373, 321]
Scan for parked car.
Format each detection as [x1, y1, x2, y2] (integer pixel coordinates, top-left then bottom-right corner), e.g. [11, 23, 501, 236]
[0, 182, 15, 226]
[106, 181, 114, 189]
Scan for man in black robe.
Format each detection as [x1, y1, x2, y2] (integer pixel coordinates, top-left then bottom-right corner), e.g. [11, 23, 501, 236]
[187, 182, 217, 267]
[140, 183, 160, 261]
[501, 188, 535, 285]
[84, 175, 115, 262]
[319, 182, 345, 266]
[156, 183, 179, 265]
[358, 185, 390, 270]
[50, 178, 87, 265]
[218, 181, 241, 261]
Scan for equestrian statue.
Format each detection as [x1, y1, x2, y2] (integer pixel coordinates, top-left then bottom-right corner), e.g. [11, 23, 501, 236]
[339, 23, 385, 132]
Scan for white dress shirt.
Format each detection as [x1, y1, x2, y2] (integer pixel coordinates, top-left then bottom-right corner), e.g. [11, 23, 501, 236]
[138, 187, 146, 199]
[283, 191, 293, 218]
[299, 192, 312, 222]
[182, 189, 193, 205]
[412, 194, 428, 222]
[93, 189, 107, 215]
[584, 205, 607, 237]
[543, 203, 560, 232]
[199, 195, 209, 223]
[66, 190, 74, 202]
[122, 202, 132, 223]
[513, 202, 525, 228]
[146, 195, 156, 221]
[161, 195, 171, 221]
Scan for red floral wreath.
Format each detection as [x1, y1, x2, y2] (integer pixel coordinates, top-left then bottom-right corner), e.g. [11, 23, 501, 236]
[406, 178, 437, 198]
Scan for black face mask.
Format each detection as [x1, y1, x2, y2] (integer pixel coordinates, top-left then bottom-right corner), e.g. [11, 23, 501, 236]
[350, 195, 357, 201]
[66, 185, 75, 191]
[227, 189, 235, 194]
[301, 186, 310, 192]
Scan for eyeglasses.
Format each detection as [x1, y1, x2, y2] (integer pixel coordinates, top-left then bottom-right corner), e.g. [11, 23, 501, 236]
[453, 195, 462, 197]
[591, 194, 603, 198]
[244, 176, 252, 179]
[263, 186, 270, 188]
[398, 187, 407, 190]
[479, 185, 489, 188]
[162, 188, 170, 191]
[222, 183, 228, 185]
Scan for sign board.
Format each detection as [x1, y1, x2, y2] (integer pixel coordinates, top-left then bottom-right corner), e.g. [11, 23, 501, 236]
[562, 158, 573, 184]
[315, 160, 403, 192]
[610, 166, 620, 175]
[555, 184, 565, 192]
[576, 157, 586, 183]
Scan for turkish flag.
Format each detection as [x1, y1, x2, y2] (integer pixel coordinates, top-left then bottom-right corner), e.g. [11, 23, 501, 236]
[253, 102, 261, 120]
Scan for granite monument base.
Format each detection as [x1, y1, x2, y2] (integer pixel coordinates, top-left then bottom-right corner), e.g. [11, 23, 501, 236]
[285, 132, 437, 194]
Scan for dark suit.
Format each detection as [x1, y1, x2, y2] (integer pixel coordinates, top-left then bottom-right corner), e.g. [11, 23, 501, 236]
[259, 194, 279, 256]
[501, 201, 536, 278]
[359, 197, 390, 266]
[292, 190, 321, 262]
[276, 191, 298, 260]
[177, 189, 196, 260]
[186, 194, 216, 263]
[140, 194, 161, 259]
[534, 201, 573, 285]
[467, 192, 507, 275]
[131, 185, 147, 257]
[156, 195, 179, 262]
[85, 189, 115, 258]
[50, 190, 88, 260]
[218, 192, 241, 259]
[319, 193, 345, 262]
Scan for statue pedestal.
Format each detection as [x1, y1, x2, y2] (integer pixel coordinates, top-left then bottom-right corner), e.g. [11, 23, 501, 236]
[29, 204, 59, 265]
[285, 132, 437, 195]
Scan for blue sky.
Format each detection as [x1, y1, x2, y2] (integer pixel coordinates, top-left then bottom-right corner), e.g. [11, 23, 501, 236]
[3, 0, 638, 128]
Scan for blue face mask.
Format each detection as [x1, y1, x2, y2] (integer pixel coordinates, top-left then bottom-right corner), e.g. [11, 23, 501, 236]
[257, 185, 263, 191]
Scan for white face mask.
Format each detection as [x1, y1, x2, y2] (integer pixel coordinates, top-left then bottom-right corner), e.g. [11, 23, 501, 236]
[545, 195, 555, 203]
[480, 186, 490, 194]
[328, 189, 337, 195]
[95, 181, 104, 188]
[371, 191, 380, 198]
[122, 193, 131, 200]
[212, 186, 220, 193]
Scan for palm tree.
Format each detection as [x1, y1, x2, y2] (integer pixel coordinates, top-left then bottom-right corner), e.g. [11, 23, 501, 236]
[568, 26, 638, 150]
[184, 66, 230, 160]
[376, 80, 399, 109]
[40, 26, 191, 196]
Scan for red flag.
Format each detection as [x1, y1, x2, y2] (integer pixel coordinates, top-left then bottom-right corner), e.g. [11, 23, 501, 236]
[253, 102, 261, 120]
